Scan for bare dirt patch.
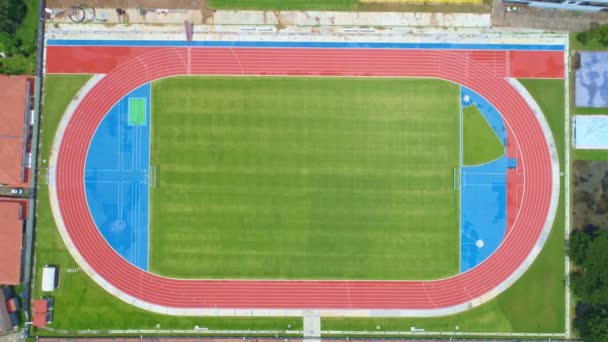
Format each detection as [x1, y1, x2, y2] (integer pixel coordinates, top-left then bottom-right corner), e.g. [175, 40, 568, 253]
[572, 160, 608, 231]
[46, 0, 201, 9]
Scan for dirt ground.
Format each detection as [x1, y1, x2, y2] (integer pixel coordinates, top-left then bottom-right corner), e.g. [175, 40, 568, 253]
[45, 0, 491, 14]
[46, 0, 201, 9]
[572, 160, 608, 231]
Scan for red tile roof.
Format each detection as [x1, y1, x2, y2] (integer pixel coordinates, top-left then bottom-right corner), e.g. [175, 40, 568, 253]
[0, 75, 30, 187]
[33, 299, 47, 313]
[0, 202, 23, 285]
[33, 312, 46, 328]
[32, 299, 48, 328]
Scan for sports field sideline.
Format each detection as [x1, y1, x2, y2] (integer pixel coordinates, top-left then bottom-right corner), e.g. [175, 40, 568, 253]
[149, 76, 460, 280]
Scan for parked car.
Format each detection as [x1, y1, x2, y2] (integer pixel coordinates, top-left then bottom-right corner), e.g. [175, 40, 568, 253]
[506, 5, 520, 12]
[10, 188, 24, 195]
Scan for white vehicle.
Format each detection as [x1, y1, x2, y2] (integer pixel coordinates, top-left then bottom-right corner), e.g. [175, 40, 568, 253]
[506, 5, 521, 12]
[10, 188, 24, 195]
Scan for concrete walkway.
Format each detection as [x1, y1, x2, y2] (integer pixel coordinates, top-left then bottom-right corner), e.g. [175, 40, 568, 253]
[47, 8, 491, 28]
[303, 311, 321, 342]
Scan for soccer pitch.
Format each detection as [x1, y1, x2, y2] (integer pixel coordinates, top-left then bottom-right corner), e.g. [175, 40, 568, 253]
[149, 76, 460, 280]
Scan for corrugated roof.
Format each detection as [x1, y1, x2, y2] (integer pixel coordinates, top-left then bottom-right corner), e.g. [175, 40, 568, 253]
[0, 202, 23, 285]
[0, 75, 29, 187]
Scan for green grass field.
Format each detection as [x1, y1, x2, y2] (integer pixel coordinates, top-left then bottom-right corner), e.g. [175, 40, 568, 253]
[150, 76, 460, 280]
[462, 104, 504, 166]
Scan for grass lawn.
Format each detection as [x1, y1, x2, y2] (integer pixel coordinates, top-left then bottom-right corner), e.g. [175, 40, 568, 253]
[150, 76, 460, 280]
[573, 107, 608, 115]
[570, 32, 608, 52]
[574, 150, 608, 160]
[462, 104, 504, 166]
[208, 0, 358, 10]
[34, 74, 302, 333]
[323, 78, 566, 334]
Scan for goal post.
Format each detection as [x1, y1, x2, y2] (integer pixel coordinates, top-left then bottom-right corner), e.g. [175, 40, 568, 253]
[454, 167, 460, 190]
[150, 165, 158, 188]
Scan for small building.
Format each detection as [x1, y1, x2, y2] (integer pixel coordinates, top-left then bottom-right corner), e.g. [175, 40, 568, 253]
[0, 288, 15, 333]
[0, 202, 24, 285]
[32, 299, 48, 328]
[41, 266, 58, 292]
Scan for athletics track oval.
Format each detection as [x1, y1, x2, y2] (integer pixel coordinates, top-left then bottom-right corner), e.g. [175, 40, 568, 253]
[51, 47, 559, 314]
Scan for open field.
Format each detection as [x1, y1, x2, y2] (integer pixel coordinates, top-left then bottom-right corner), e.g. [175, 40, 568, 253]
[150, 76, 460, 280]
[462, 104, 504, 166]
[324, 78, 566, 334]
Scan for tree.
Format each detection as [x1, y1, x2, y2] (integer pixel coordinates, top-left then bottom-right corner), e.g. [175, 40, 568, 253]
[0, 0, 26, 36]
[574, 303, 608, 342]
[571, 230, 608, 305]
[570, 228, 592, 265]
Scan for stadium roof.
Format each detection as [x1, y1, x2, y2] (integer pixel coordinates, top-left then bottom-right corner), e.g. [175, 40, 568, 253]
[0, 75, 30, 187]
[0, 202, 23, 285]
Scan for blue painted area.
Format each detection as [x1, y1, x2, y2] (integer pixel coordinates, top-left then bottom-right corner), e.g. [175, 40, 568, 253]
[84, 83, 151, 270]
[575, 52, 608, 108]
[46, 39, 565, 51]
[461, 86, 506, 146]
[507, 158, 517, 169]
[459, 86, 508, 273]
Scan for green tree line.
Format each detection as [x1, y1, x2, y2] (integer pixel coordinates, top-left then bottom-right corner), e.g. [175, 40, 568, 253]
[0, 0, 37, 74]
[570, 227, 608, 341]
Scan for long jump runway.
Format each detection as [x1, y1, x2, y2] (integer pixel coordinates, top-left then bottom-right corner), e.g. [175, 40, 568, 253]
[49, 45, 561, 314]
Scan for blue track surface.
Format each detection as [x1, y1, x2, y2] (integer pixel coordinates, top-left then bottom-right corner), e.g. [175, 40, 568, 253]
[46, 39, 565, 51]
[459, 87, 508, 273]
[84, 83, 151, 270]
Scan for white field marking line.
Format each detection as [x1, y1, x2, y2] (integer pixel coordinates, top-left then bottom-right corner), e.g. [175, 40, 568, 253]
[459, 85, 463, 273]
[463, 153, 506, 168]
[147, 82, 152, 271]
[345, 281, 352, 308]
[564, 37, 571, 339]
[229, 47, 245, 75]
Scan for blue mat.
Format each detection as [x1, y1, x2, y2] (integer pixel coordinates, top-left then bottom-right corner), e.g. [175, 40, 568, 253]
[459, 86, 508, 273]
[84, 83, 151, 270]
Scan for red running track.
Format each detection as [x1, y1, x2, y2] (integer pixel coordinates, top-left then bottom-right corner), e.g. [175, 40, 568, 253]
[54, 47, 557, 310]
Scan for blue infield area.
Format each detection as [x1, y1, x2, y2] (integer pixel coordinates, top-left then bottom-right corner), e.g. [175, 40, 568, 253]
[84, 83, 151, 270]
[459, 86, 508, 273]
